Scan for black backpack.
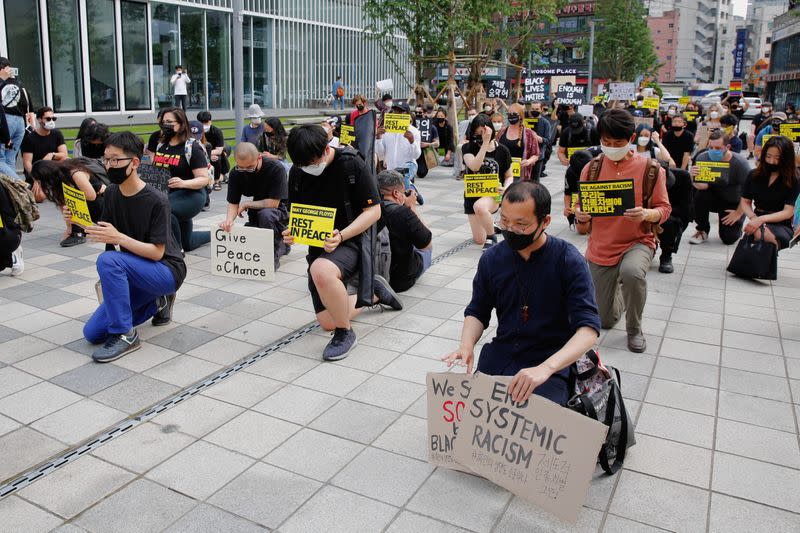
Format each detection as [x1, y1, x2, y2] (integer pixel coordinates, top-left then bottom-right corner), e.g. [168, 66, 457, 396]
[74, 157, 110, 187]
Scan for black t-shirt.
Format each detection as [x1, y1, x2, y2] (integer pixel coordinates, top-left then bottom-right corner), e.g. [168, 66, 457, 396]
[21, 129, 65, 163]
[227, 157, 287, 206]
[205, 125, 225, 149]
[662, 130, 694, 165]
[558, 126, 597, 149]
[288, 149, 380, 246]
[101, 184, 187, 287]
[380, 200, 432, 292]
[752, 113, 772, 134]
[147, 131, 160, 153]
[1, 78, 33, 116]
[498, 131, 524, 159]
[462, 140, 512, 183]
[151, 139, 208, 180]
[741, 171, 800, 228]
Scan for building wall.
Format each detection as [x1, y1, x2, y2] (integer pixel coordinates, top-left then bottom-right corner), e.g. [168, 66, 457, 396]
[765, 6, 800, 107]
[648, 10, 679, 83]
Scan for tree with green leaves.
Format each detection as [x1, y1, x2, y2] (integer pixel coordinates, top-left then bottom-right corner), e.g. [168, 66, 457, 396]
[592, 0, 660, 82]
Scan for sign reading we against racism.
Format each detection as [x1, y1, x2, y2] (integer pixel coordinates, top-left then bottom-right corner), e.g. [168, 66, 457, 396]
[579, 179, 635, 217]
[62, 183, 93, 227]
[289, 203, 336, 247]
[383, 113, 411, 134]
[464, 174, 499, 198]
[452, 374, 607, 524]
[212, 226, 274, 281]
[693, 161, 730, 183]
[426, 372, 474, 473]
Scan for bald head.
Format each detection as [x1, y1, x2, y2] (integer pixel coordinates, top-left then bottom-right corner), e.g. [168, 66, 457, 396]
[234, 142, 260, 165]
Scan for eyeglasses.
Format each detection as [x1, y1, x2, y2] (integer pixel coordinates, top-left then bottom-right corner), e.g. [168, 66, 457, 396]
[161, 121, 177, 126]
[101, 157, 133, 167]
[234, 165, 257, 173]
[497, 219, 537, 235]
[43, 116, 57, 122]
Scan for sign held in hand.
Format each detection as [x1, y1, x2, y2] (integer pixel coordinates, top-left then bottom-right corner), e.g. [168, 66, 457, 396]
[426, 372, 474, 472]
[212, 226, 274, 281]
[464, 174, 499, 198]
[289, 203, 336, 247]
[693, 161, 730, 183]
[579, 179, 635, 217]
[62, 183, 93, 227]
[339, 124, 355, 145]
[383, 113, 411, 134]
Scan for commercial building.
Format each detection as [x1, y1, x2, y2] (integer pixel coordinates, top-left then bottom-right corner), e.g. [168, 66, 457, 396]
[765, 4, 800, 108]
[740, 0, 789, 91]
[648, 9, 680, 83]
[0, 0, 413, 124]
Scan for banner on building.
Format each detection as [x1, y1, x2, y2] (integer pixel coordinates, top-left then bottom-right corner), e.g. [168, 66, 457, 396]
[733, 29, 748, 80]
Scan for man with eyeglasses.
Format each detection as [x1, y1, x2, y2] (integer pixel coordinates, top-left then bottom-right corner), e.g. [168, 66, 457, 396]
[220, 142, 290, 269]
[443, 181, 600, 405]
[21, 107, 67, 191]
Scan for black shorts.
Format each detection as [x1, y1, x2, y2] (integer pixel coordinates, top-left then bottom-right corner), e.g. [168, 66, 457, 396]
[463, 195, 500, 215]
[306, 241, 360, 314]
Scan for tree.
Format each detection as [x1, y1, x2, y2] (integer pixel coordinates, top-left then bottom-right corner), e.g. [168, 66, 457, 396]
[505, 0, 563, 100]
[592, 0, 660, 82]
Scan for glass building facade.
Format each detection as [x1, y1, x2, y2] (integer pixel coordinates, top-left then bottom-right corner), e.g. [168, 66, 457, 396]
[0, 0, 412, 118]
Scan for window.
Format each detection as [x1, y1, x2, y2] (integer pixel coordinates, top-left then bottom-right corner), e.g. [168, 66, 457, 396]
[668, 23, 674, 28]
[151, 3, 179, 108]
[206, 10, 230, 109]
[766, 37, 771, 44]
[47, 0, 84, 112]
[121, 0, 150, 110]
[4, 0, 45, 109]
[179, 7, 205, 110]
[252, 17, 273, 108]
[87, 0, 118, 111]
[667, 39, 672, 43]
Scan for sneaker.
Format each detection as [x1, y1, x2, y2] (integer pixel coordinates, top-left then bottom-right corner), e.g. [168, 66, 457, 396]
[322, 328, 357, 361]
[659, 255, 674, 274]
[151, 293, 176, 326]
[10, 246, 23, 276]
[60, 233, 85, 247]
[627, 333, 647, 353]
[541, 171, 548, 177]
[202, 196, 211, 211]
[92, 330, 141, 362]
[689, 231, 708, 245]
[373, 274, 403, 310]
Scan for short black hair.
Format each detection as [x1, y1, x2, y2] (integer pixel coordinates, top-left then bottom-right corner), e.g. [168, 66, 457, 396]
[105, 131, 144, 160]
[36, 106, 53, 119]
[598, 109, 635, 140]
[287, 124, 328, 167]
[175, 65, 183, 70]
[382, 93, 392, 101]
[84, 122, 110, 143]
[502, 181, 551, 220]
[197, 111, 212, 123]
[0, 57, 9, 69]
[720, 113, 738, 127]
[377, 169, 404, 193]
[466, 113, 495, 142]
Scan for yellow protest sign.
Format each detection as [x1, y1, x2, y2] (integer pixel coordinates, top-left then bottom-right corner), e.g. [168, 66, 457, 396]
[62, 183, 93, 227]
[578, 179, 635, 217]
[683, 111, 698, 121]
[760, 134, 775, 145]
[339, 124, 355, 145]
[288, 203, 336, 248]
[694, 161, 729, 183]
[524, 118, 538, 129]
[567, 146, 589, 158]
[593, 95, 604, 103]
[678, 96, 690, 106]
[779, 123, 800, 142]
[383, 113, 410, 134]
[464, 174, 499, 198]
[642, 97, 660, 110]
[571, 193, 579, 210]
[511, 158, 521, 179]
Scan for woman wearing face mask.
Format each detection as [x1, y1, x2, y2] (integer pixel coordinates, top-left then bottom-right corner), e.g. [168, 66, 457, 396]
[463, 114, 513, 247]
[259, 117, 289, 173]
[240, 104, 265, 145]
[739, 136, 800, 252]
[695, 103, 723, 150]
[634, 124, 674, 166]
[497, 103, 540, 182]
[72, 118, 97, 158]
[149, 108, 211, 252]
[434, 108, 455, 166]
[557, 112, 598, 166]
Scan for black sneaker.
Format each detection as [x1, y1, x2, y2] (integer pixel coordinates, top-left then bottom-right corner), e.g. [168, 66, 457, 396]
[322, 328, 357, 361]
[151, 293, 176, 326]
[92, 330, 140, 363]
[60, 233, 86, 247]
[373, 275, 403, 310]
[659, 256, 674, 274]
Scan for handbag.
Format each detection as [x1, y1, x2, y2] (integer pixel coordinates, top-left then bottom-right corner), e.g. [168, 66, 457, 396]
[726, 225, 778, 280]
[424, 146, 439, 169]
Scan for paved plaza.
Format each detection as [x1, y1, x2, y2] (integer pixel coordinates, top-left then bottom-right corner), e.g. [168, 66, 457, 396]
[0, 160, 798, 532]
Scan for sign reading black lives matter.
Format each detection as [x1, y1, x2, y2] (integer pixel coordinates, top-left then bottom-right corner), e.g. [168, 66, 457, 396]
[212, 226, 274, 281]
[524, 77, 547, 102]
[555, 83, 586, 106]
[579, 179, 635, 217]
[138, 163, 171, 193]
[486, 79, 510, 99]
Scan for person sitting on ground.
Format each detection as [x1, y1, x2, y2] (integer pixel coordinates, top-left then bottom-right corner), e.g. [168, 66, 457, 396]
[376, 169, 432, 293]
[662, 114, 694, 169]
[443, 181, 601, 405]
[688, 130, 749, 247]
[349, 94, 370, 126]
[575, 109, 672, 353]
[719, 114, 743, 153]
[434, 107, 455, 167]
[81, 132, 185, 362]
[221, 142, 290, 270]
[738, 136, 799, 251]
[376, 101, 421, 179]
[557, 112, 598, 166]
[259, 117, 290, 173]
[0, 176, 23, 276]
[197, 111, 228, 190]
[72, 117, 97, 158]
[634, 124, 675, 166]
[657, 165, 692, 273]
[563, 148, 600, 229]
[283, 125, 403, 361]
[240, 104, 265, 145]
[21, 106, 67, 199]
[754, 112, 788, 159]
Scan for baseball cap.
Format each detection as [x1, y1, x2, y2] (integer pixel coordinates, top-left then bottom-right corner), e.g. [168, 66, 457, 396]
[772, 112, 787, 121]
[188, 120, 204, 141]
[391, 101, 410, 113]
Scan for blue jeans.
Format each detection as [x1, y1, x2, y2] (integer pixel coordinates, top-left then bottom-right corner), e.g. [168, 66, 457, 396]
[0, 114, 24, 181]
[414, 247, 432, 278]
[333, 96, 344, 110]
[84, 251, 176, 342]
[169, 188, 210, 251]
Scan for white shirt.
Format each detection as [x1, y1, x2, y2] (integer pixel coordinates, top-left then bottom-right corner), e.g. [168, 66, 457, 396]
[375, 125, 422, 170]
[170, 73, 190, 96]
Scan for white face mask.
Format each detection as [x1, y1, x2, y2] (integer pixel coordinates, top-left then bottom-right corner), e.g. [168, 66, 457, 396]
[385, 100, 393, 109]
[492, 122, 503, 131]
[667, 109, 676, 116]
[637, 136, 650, 146]
[250, 118, 262, 126]
[300, 159, 328, 176]
[203, 124, 211, 132]
[600, 143, 630, 161]
[709, 111, 720, 119]
[42, 120, 56, 131]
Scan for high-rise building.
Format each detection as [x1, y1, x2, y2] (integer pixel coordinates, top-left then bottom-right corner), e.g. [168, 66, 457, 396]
[764, 3, 800, 107]
[648, 9, 680, 83]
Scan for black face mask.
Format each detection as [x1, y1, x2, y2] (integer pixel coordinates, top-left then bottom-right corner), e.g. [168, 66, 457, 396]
[356, 104, 365, 111]
[82, 143, 104, 159]
[763, 162, 779, 173]
[531, 111, 541, 118]
[772, 121, 782, 128]
[570, 122, 583, 130]
[508, 114, 520, 125]
[502, 222, 542, 251]
[672, 126, 683, 132]
[160, 124, 175, 137]
[437, 119, 445, 125]
[107, 162, 132, 185]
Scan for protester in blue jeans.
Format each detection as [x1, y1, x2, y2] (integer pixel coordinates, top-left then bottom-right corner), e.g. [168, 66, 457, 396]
[81, 132, 186, 362]
[0, 57, 34, 181]
[147, 107, 211, 251]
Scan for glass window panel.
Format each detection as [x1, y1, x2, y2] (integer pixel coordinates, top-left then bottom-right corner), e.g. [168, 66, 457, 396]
[150, 2, 179, 109]
[243, 16, 252, 106]
[4, 0, 45, 109]
[253, 17, 272, 108]
[47, 0, 84, 112]
[206, 10, 230, 109]
[121, 0, 150, 110]
[87, 0, 118, 111]
[180, 7, 205, 109]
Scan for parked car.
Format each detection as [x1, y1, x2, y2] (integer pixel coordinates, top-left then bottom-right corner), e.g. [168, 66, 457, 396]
[660, 93, 681, 111]
[699, 90, 726, 108]
[742, 97, 762, 118]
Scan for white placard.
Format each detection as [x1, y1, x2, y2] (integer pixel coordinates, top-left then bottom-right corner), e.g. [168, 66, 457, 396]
[608, 82, 635, 101]
[211, 226, 274, 281]
[578, 105, 594, 117]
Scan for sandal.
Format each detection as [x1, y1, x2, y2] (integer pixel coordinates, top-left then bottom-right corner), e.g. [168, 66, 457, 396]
[213, 183, 222, 191]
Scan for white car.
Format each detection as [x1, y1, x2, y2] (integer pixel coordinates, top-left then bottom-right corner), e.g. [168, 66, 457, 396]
[699, 90, 725, 108]
[659, 94, 681, 111]
[742, 97, 762, 118]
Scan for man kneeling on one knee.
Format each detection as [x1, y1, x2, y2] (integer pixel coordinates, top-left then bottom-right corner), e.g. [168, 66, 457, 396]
[81, 132, 185, 362]
[220, 142, 290, 270]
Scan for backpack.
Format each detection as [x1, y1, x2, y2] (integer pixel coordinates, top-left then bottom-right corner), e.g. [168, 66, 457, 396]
[336, 85, 344, 97]
[374, 201, 398, 282]
[74, 157, 110, 187]
[0, 174, 39, 232]
[158, 138, 213, 183]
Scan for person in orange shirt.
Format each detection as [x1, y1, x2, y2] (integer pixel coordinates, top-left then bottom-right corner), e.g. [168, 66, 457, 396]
[575, 109, 672, 353]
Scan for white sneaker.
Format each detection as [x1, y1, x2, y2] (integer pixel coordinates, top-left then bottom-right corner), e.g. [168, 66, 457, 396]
[10, 245, 23, 276]
[689, 231, 708, 245]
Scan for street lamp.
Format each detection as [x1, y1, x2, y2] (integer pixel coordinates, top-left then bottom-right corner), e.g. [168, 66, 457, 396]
[586, 18, 603, 104]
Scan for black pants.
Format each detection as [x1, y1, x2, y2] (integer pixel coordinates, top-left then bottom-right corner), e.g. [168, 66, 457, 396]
[694, 189, 744, 245]
[174, 95, 188, 110]
[246, 205, 290, 259]
[660, 215, 687, 258]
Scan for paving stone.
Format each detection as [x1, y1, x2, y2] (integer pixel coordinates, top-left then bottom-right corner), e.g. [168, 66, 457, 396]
[13, 347, 89, 380]
[720, 346, 786, 377]
[0, 496, 62, 533]
[347, 374, 426, 412]
[0, 336, 58, 365]
[2, 309, 70, 334]
[225, 320, 294, 346]
[309, 398, 399, 444]
[495, 498, 603, 532]
[0, 366, 42, 398]
[245, 350, 319, 381]
[0, 412, 21, 437]
[708, 493, 800, 533]
[715, 418, 800, 469]
[652, 357, 719, 388]
[153, 395, 243, 438]
[91, 374, 179, 414]
[719, 367, 791, 402]
[0, 381, 82, 424]
[292, 362, 371, 396]
[265, 428, 363, 481]
[624, 433, 712, 488]
[144, 355, 223, 388]
[50, 362, 134, 396]
[30, 399, 126, 445]
[74, 479, 196, 533]
[659, 337, 720, 365]
[596, 347, 655, 376]
[386, 511, 470, 533]
[372, 413, 429, 461]
[109, 343, 181, 373]
[251, 384, 336, 425]
[717, 390, 796, 432]
[91, 422, 195, 473]
[200, 372, 282, 407]
[635, 403, 715, 448]
[187, 335, 259, 365]
[0, 427, 65, 481]
[712, 452, 800, 512]
[379, 353, 447, 384]
[165, 503, 268, 533]
[723, 330, 783, 355]
[333, 343, 401, 372]
[208, 462, 320, 528]
[644, 378, 717, 415]
[205, 411, 300, 458]
[602, 514, 668, 532]
[0, 323, 23, 344]
[146, 324, 220, 354]
[280, 485, 397, 533]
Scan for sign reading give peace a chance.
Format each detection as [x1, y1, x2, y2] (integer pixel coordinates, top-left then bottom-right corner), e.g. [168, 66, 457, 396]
[212, 226, 274, 281]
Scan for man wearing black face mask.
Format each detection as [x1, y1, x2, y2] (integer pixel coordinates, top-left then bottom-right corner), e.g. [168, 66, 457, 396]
[557, 112, 598, 165]
[661, 115, 694, 169]
[443, 181, 601, 405]
[82, 132, 185, 363]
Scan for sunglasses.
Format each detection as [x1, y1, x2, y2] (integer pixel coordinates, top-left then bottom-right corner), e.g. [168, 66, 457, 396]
[42, 116, 57, 122]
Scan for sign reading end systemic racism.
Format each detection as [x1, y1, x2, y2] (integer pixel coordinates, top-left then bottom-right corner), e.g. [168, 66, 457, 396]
[383, 113, 411, 134]
[464, 174, 499, 198]
[289, 203, 336, 248]
[694, 161, 730, 183]
[212, 226, 274, 281]
[426, 372, 474, 473]
[62, 183, 93, 227]
[579, 179, 635, 217]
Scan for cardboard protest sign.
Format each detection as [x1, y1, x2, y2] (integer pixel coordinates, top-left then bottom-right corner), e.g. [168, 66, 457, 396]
[550, 76, 576, 98]
[524, 117, 539, 129]
[608, 82, 635, 101]
[678, 96, 690, 106]
[212, 226, 274, 281]
[511, 158, 521, 179]
[452, 374, 607, 524]
[62, 183, 93, 227]
[555, 83, 586, 106]
[384, 113, 411, 134]
[486, 79, 510, 99]
[579, 179, 635, 217]
[288, 203, 336, 247]
[567, 146, 589, 159]
[641, 97, 660, 110]
[426, 372, 474, 472]
[464, 174, 499, 198]
[416, 118, 433, 143]
[523, 77, 547, 102]
[633, 117, 654, 129]
[694, 161, 729, 183]
[779, 122, 800, 142]
[729, 80, 743, 96]
[683, 111, 698, 122]
[138, 163, 171, 193]
[577, 105, 594, 117]
[339, 124, 355, 145]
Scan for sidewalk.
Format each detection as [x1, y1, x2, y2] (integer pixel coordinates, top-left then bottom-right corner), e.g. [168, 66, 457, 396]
[0, 161, 798, 532]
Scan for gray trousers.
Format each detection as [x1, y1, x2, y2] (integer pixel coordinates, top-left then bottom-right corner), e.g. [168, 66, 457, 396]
[588, 243, 654, 335]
